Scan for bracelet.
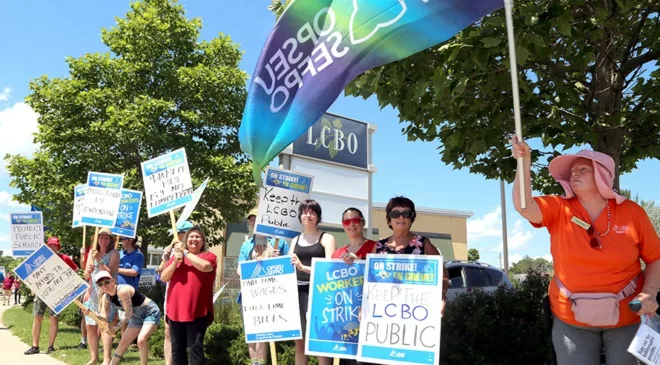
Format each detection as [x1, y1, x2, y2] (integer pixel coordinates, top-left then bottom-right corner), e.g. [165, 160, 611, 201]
[183, 250, 189, 257]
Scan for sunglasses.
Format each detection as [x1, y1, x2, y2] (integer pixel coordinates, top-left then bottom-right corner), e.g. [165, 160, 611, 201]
[97, 280, 112, 287]
[587, 226, 602, 250]
[388, 210, 414, 219]
[342, 217, 363, 226]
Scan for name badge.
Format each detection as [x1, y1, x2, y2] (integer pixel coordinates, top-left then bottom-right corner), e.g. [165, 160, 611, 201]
[571, 216, 591, 230]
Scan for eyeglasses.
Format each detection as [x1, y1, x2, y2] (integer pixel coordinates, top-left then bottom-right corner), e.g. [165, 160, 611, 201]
[97, 280, 112, 287]
[587, 226, 602, 250]
[342, 217, 363, 226]
[388, 210, 414, 219]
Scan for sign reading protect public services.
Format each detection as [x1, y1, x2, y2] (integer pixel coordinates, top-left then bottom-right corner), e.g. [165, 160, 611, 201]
[10, 212, 44, 257]
[293, 113, 368, 169]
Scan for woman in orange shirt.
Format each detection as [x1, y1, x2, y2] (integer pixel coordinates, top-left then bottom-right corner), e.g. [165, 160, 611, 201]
[512, 139, 660, 365]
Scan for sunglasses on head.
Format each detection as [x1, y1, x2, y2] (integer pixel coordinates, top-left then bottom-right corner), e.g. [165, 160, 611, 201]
[97, 280, 112, 287]
[342, 217, 363, 226]
[587, 226, 602, 250]
[389, 210, 414, 219]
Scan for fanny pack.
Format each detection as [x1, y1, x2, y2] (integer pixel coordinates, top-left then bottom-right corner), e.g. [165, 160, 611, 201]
[555, 274, 640, 327]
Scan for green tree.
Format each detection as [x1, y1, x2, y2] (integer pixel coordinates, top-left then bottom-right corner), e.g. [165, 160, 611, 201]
[467, 248, 480, 261]
[621, 190, 660, 234]
[273, 1, 660, 192]
[509, 255, 553, 275]
[5, 0, 258, 255]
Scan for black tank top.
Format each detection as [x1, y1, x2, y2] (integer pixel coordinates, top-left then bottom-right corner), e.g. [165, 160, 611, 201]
[293, 232, 326, 283]
[109, 285, 146, 307]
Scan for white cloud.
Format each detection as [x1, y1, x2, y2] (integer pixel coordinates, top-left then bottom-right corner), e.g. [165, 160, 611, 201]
[0, 102, 39, 174]
[0, 213, 9, 222]
[0, 191, 29, 209]
[0, 87, 11, 102]
[509, 253, 523, 264]
[491, 219, 535, 252]
[0, 235, 8, 243]
[467, 206, 503, 241]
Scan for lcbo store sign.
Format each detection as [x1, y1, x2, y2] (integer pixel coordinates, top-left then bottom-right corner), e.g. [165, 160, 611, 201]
[293, 113, 368, 169]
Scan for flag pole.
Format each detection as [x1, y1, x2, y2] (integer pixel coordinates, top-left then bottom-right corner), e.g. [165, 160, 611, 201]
[504, 0, 526, 209]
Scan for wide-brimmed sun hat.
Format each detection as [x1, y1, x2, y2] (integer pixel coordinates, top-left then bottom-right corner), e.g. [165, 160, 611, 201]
[548, 149, 625, 204]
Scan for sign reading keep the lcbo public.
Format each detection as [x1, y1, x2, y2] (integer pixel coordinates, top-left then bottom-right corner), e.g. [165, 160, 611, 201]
[239, 256, 301, 343]
[293, 113, 368, 169]
[110, 189, 143, 238]
[81, 172, 124, 228]
[14, 245, 89, 314]
[141, 148, 194, 217]
[357, 254, 443, 365]
[10, 212, 44, 257]
[72, 184, 86, 228]
[306, 259, 365, 359]
[254, 167, 313, 240]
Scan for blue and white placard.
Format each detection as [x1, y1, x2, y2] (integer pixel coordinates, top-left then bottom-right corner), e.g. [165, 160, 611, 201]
[239, 256, 302, 343]
[10, 212, 44, 256]
[81, 172, 124, 228]
[14, 245, 89, 314]
[110, 189, 143, 238]
[141, 148, 193, 217]
[254, 167, 313, 240]
[306, 258, 365, 359]
[357, 254, 443, 365]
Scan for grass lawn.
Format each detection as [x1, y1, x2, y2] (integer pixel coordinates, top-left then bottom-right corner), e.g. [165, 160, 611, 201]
[3, 307, 164, 365]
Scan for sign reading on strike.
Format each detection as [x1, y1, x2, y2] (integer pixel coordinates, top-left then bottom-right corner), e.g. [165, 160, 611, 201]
[10, 212, 44, 257]
[14, 245, 89, 314]
[141, 148, 194, 217]
[110, 189, 143, 238]
[306, 259, 365, 359]
[254, 167, 313, 240]
[81, 172, 124, 228]
[239, 256, 302, 343]
[357, 254, 443, 365]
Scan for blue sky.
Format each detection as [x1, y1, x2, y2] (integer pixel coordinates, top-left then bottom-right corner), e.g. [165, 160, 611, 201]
[0, 1, 658, 268]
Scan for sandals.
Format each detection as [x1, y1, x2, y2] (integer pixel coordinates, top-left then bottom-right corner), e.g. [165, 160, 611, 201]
[24, 346, 39, 355]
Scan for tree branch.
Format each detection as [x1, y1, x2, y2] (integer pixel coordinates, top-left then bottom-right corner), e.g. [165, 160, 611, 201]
[621, 49, 660, 75]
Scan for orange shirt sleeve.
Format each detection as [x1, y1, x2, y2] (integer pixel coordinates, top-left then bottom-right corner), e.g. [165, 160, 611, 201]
[633, 203, 660, 264]
[531, 195, 564, 230]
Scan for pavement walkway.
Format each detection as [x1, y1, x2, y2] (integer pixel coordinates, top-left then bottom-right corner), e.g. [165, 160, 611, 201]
[0, 304, 67, 365]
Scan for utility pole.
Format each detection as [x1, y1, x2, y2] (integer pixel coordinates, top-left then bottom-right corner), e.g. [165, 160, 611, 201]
[500, 179, 509, 275]
[498, 253, 502, 270]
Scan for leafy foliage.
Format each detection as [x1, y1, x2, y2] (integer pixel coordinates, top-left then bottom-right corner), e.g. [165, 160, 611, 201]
[621, 189, 660, 234]
[5, 0, 258, 250]
[441, 271, 552, 365]
[509, 255, 553, 275]
[467, 248, 481, 261]
[273, 0, 660, 193]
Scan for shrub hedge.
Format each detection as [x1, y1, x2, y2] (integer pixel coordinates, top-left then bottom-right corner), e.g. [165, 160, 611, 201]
[25, 271, 553, 364]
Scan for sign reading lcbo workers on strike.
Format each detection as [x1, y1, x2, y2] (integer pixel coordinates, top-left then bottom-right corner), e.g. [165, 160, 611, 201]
[14, 245, 89, 314]
[357, 254, 443, 365]
[306, 259, 366, 359]
[10, 212, 44, 257]
[293, 113, 368, 169]
[254, 167, 313, 240]
[81, 172, 124, 228]
[141, 148, 194, 217]
[110, 189, 143, 238]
